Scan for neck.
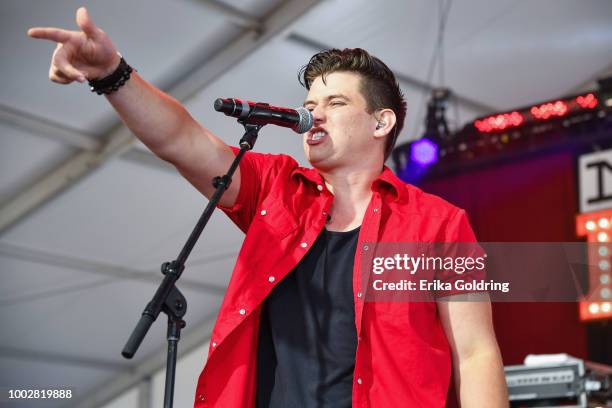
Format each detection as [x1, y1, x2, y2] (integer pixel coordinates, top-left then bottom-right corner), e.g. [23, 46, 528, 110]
[320, 166, 380, 200]
[318, 165, 383, 232]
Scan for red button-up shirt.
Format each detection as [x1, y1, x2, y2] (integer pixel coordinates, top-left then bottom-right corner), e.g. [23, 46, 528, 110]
[194, 147, 478, 407]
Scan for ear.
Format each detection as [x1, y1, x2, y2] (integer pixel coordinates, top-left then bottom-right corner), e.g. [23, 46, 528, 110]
[373, 108, 397, 140]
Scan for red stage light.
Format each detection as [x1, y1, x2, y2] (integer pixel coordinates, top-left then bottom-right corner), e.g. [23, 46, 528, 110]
[472, 91, 600, 134]
[576, 93, 598, 109]
[530, 100, 568, 120]
[474, 111, 524, 133]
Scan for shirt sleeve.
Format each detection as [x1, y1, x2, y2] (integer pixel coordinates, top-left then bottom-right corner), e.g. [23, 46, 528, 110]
[216, 146, 289, 234]
[433, 209, 487, 298]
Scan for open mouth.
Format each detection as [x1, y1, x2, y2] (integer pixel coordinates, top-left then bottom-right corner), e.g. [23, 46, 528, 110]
[311, 130, 326, 141]
[307, 128, 328, 144]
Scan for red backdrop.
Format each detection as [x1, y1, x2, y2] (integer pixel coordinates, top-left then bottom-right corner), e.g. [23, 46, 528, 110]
[415, 150, 589, 406]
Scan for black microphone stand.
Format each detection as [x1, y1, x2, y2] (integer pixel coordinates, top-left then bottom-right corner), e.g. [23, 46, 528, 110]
[121, 121, 263, 408]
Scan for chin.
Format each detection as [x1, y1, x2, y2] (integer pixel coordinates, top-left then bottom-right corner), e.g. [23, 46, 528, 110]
[306, 154, 324, 168]
[304, 148, 321, 165]
[309, 157, 335, 172]
[305, 146, 340, 171]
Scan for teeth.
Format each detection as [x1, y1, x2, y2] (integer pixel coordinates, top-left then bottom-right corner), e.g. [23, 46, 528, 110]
[312, 131, 326, 141]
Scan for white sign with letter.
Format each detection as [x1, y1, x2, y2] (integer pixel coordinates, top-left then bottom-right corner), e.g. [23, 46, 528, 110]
[579, 148, 612, 213]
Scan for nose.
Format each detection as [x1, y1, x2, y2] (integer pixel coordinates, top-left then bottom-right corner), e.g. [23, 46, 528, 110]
[311, 105, 325, 125]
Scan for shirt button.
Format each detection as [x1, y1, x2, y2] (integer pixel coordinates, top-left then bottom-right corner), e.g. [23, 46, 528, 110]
[357, 378, 363, 385]
[260, 209, 267, 216]
[239, 308, 246, 315]
[357, 292, 362, 298]
[317, 184, 324, 191]
[198, 394, 205, 401]
[373, 208, 379, 213]
[363, 245, 369, 251]
[268, 276, 275, 283]
[212, 342, 217, 348]
[300, 242, 308, 248]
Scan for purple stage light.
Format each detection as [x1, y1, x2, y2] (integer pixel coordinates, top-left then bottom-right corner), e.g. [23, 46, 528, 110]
[410, 138, 439, 167]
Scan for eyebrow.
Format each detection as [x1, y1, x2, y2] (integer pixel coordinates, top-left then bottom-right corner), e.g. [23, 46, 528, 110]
[303, 94, 350, 107]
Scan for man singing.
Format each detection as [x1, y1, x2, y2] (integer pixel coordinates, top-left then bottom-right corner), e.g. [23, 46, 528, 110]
[29, 7, 508, 407]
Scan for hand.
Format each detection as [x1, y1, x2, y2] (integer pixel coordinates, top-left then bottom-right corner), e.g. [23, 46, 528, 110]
[28, 7, 121, 84]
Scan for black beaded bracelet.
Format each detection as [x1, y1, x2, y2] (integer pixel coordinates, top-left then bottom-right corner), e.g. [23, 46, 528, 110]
[88, 57, 133, 95]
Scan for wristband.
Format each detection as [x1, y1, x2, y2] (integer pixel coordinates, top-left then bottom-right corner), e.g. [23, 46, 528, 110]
[88, 57, 133, 95]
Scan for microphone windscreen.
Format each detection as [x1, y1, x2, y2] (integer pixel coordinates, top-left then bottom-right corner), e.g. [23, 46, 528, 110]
[295, 107, 314, 134]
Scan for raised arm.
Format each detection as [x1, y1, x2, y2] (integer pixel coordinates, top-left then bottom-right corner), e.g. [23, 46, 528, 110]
[28, 7, 240, 207]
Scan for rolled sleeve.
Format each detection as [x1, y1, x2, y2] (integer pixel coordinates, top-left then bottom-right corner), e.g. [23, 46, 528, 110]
[217, 146, 293, 234]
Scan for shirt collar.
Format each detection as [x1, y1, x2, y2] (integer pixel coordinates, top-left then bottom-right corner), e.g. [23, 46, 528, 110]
[291, 165, 402, 201]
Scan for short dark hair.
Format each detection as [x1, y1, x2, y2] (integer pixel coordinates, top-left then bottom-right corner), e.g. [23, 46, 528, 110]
[298, 48, 406, 161]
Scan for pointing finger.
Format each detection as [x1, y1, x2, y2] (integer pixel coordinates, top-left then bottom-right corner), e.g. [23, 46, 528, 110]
[76, 7, 100, 39]
[28, 27, 75, 44]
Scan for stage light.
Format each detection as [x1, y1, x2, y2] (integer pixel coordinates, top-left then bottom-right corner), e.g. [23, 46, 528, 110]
[589, 303, 600, 314]
[576, 93, 598, 109]
[391, 88, 450, 174]
[599, 246, 609, 256]
[600, 260, 610, 270]
[601, 288, 610, 299]
[411, 138, 439, 167]
[470, 87, 606, 141]
[530, 100, 568, 120]
[601, 274, 610, 284]
[603, 303, 612, 313]
[393, 79, 611, 182]
[598, 232, 609, 242]
[474, 111, 523, 133]
[599, 218, 610, 228]
[586, 221, 597, 231]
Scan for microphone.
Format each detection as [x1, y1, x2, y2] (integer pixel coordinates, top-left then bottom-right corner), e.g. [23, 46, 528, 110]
[214, 98, 313, 133]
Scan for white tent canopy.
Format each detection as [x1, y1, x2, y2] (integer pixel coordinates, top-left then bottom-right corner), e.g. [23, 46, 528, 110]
[1, 0, 611, 406]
